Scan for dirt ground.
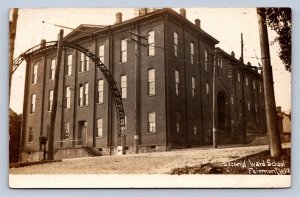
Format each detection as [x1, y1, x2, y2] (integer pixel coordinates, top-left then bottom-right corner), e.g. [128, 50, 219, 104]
[9, 143, 290, 174]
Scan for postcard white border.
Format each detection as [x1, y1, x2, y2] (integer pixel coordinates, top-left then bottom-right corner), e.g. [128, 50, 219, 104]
[9, 174, 291, 188]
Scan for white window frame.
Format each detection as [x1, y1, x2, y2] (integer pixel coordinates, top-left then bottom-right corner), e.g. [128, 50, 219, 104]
[148, 69, 155, 96]
[192, 76, 196, 99]
[190, 42, 195, 64]
[121, 39, 127, 63]
[206, 83, 210, 95]
[174, 32, 178, 57]
[204, 49, 208, 71]
[98, 79, 104, 103]
[50, 59, 55, 80]
[175, 70, 180, 96]
[121, 75, 127, 99]
[48, 90, 53, 111]
[84, 83, 89, 106]
[64, 122, 70, 140]
[30, 94, 36, 114]
[32, 64, 38, 84]
[148, 31, 155, 57]
[66, 87, 71, 109]
[28, 127, 33, 143]
[67, 54, 72, 76]
[97, 118, 103, 137]
[148, 112, 156, 133]
[79, 84, 84, 107]
[99, 45, 104, 63]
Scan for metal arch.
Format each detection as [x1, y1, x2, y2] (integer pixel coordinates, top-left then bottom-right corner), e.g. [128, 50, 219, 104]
[13, 41, 126, 147]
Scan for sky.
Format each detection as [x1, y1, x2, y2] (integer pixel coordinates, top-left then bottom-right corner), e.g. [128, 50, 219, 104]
[9, 8, 291, 114]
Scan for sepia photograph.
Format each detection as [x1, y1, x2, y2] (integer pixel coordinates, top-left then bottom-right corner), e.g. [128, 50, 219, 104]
[8, 7, 291, 188]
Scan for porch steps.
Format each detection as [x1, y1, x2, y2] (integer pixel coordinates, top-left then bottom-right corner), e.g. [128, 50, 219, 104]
[83, 145, 102, 157]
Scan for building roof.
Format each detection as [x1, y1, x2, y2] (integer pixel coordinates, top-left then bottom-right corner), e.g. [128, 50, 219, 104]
[64, 24, 105, 41]
[64, 8, 219, 44]
[216, 47, 261, 76]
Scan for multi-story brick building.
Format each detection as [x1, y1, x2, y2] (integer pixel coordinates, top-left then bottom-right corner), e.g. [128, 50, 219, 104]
[20, 8, 266, 161]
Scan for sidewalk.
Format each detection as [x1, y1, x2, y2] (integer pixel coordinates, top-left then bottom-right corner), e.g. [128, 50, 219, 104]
[10, 143, 290, 174]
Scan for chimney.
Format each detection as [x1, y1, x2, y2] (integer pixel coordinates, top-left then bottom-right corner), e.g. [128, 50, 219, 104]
[139, 8, 148, 16]
[40, 39, 46, 48]
[180, 8, 186, 18]
[231, 51, 235, 58]
[195, 19, 201, 28]
[247, 62, 252, 66]
[115, 12, 122, 24]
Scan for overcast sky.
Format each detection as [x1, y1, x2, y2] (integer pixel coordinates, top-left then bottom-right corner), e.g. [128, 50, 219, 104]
[10, 8, 291, 114]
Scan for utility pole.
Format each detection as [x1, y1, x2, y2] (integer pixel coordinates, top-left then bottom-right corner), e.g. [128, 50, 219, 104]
[9, 8, 18, 103]
[212, 50, 217, 148]
[48, 29, 64, 160]
[257, 9, 282, 157]
[240, 33, 244, 64]
[130, 30, 145, 154]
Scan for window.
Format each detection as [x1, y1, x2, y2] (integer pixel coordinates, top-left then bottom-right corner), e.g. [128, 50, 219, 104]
[148, 69, 155, 96]
[246, 77, 249, 86]
[32, 64, 37, 84]
[190, 42, 195, 64]
[148, 112, 156, 133]
[50, 59, 55, 80]
[175, 70, 180, 96]
[220, 58, 223, 68]
[237, 73, 241, 82]
[79, 84, 83, 107]
[192, 77, 196, 99]
[248, 102, 251, 111]
[99, 45, 104, 62]
[97, 119, 103, 137]
[30, 94, 36, 113]
[66, 87, 71, 109]
[231, 96, 234, 105]
[255, 104, 258, 113]
[48, 90, 53, 111]
[148, 31, 155, 56]
[174, 32, 178, 57]
[253, 81, 256, 90]
[121, 39, 127, 63]
[28, 127, 33, 143]
[80, 53, 84, 72]
[79, 53, 89, 72]
[204, 49, 208, 71]
[79, 83, 88, 106]
[205, 83, 210, 95]
[67, 55, 72, 76]
[84, 83, 89, 106]
[98, 80, 104, 103]
[176, 112, 181, 133]
[121, 75, 127, 99]
[64, 122, 69, 140]
[85, 56, 89, 71]
[193, 124, 198, 135]
[259, 84, 262, 93]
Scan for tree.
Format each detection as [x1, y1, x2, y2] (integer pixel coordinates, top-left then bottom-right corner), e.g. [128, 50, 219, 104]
[258, 8, 291, 71]
[9, 112, 22, 163]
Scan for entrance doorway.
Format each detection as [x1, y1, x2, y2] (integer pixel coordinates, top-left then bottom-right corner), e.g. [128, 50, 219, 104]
[217, 90, 227, 131]
[78, 121, 87, 145]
